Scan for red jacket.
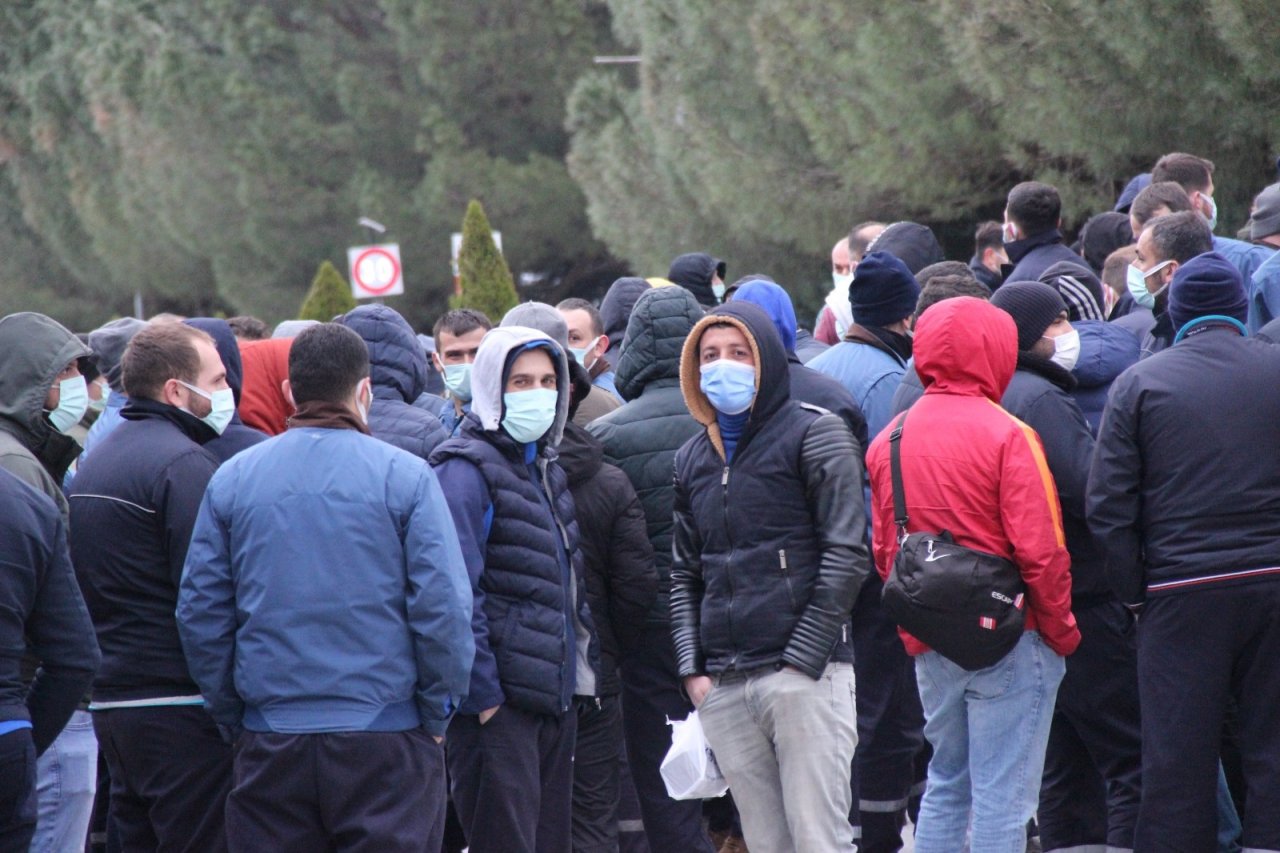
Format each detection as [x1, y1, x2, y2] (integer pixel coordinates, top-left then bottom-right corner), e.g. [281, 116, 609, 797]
[867, 297, 1080, 658]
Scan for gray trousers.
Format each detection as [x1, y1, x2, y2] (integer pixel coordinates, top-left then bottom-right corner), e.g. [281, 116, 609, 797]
[699, 663, 859, 853]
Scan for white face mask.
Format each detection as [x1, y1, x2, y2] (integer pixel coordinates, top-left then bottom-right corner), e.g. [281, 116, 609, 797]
[1047, 328, 1081, 372]
[832, 271, 854, 292]
[178, 380, 235, 435]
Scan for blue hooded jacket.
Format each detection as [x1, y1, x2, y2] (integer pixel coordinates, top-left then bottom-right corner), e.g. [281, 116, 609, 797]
[184, 318, 268, 463]
[1069, 320, 1139, 436]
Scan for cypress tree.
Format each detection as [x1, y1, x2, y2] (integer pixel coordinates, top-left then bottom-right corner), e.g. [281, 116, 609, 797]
[298, 260, 357, 321]
[453, 200, 518, 319]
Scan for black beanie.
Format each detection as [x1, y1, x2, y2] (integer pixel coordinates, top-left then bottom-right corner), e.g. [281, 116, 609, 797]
[1168, 251, 1247, 332]
[990, 281, 1067, 352]
[848, 251, 921, 328]
[867, 222, 945, 274]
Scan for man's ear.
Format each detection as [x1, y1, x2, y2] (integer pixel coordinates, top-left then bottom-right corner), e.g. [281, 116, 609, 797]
[431, 351, 445, 374]
[281, 379, 296, 411]
[1162, 261, 1180, 288]
[595, 334, 609, 358]
[162, 377, 186, 409]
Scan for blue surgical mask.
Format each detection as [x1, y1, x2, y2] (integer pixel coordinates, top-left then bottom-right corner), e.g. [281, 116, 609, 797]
[712, 282, 727, 302]
[1126, 260, 1173, 310]
[179, 380, 235, 435]
[569, 335, 601, 369]
[1201, 193, 1218, 231]
[88, 380, 110, 413]
[501, 388, 558, 444]
[47, 375, 89, 433]
[699, 359, 756, 415]
[831, 271, 853, 292]
[443, 363, 472, 402]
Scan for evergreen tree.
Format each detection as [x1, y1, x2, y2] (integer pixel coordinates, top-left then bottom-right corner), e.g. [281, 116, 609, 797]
[298, 260, 357, 321]
[453, 200, 518, 321]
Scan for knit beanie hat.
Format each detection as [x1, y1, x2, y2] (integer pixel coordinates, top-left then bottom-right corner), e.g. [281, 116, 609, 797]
[501, 301, 571, 351]
[867, 222, 945, 274]
[1168, 251, 1247, 332]
[88, 317, 146, 393]
[990, 281, 1067, 352]
[848, 251, 921, 328]
[1250, 183, 1280, 241]
[1038, 261, 1105, 322]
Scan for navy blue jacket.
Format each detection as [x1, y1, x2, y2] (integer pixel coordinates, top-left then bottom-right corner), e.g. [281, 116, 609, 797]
[68, 400, 219, 702]
[184, 318, 268, 463]
[337, 305, 447, 460]
[1070, 320, 1139, 435]
[1088, 328, 1280, 603]
[1003, 230, 1084, 284]
[0, 469, 98, 752]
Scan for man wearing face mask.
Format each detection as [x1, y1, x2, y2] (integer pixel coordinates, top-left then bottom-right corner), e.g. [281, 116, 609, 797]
[1125, 211, 1215, 358]
[178, 323, 474, 851]
[990, 282, 1143, 853]
[558, 297, 623, 403]
[422, 309, 492, 436]
[68, 322, 234, 852]
[501, 302, 619, 427]
[668, 251, 728, 308]
[430, 326, 600, 853]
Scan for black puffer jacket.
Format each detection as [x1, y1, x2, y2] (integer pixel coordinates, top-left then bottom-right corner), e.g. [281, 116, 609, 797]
[558, 422, 658, 694]
[337, 305, 447, 460]
[670, 302, 869, 679]
[587, 287, 705, 619]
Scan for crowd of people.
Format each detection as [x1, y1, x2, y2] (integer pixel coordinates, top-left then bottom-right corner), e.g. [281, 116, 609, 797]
[3, 149, 1280, 853]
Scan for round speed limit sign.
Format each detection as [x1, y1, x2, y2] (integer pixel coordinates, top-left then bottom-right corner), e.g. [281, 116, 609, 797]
[348, 244, 404, 298]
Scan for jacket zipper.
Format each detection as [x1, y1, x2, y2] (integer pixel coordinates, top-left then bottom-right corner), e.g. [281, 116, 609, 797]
[722, 465, 738, 669]
[534, 458, 573, 712]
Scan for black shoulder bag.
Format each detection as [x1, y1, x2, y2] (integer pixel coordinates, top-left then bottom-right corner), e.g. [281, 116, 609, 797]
[880, 411, 1027, 670]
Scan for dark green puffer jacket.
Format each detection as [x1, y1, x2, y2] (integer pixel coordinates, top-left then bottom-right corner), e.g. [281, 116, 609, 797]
[587, 286, 704, 619]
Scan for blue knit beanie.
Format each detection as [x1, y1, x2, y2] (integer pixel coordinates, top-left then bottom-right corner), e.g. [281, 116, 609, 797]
[848, 251, 921, 328]
[1168, 251, 1247, 333]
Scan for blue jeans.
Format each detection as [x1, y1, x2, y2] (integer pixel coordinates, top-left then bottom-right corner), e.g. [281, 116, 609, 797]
[31, 710, 98, 853]
[913, 631, 1065, 853]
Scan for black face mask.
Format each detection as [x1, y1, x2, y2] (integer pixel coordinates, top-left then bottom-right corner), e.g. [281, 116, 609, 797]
[864, 325, 913, 361]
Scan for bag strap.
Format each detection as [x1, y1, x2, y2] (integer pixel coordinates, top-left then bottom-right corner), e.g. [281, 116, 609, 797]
[888, 411, 909, 543]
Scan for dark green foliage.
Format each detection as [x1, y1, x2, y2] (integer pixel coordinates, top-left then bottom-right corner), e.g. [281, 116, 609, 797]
[454, 200, 517, 322]
[298, 260, 356, 321]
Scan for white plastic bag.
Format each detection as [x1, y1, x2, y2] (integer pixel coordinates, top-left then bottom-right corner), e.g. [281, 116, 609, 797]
[659, 710, 729, 800]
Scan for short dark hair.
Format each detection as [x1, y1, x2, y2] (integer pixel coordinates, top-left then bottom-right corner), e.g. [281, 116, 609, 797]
[1006, 182, 1062, 236]
[848, 221, 885, 258]
[556, 298, 604, 337]
[916, 261, 975, 289]
[1130, 181, 1192, 229]
[432, 308, 492, 342]
[1151, 152, 1215, 193]
[974, 221, 1004, 255]
[915, 275, 991, 320]
[288, 323, 370, 405]
[1145, 211, 1214, 264]
[122, 323, 212, 401]
[226, 315, 268, 341]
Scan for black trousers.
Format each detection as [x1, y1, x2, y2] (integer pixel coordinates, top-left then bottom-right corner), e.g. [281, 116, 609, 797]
[92, 705, 231, 853]
[1136, 581, 1280, 851]
[228, 729, 446, 852]
[1038, 600, 1142, 852]
[0, 729, 36, 853]
[619, 624, 715, 853]
[448, 704, 576, 853]
[850, 574, 926, 853]
[573, 695, 623, 853]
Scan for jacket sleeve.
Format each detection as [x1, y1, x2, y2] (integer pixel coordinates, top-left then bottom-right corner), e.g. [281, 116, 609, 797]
[432, 457, 504, 713]
[403, 464, 475, 736]
[1024, 388, 1094, 522]
[175, 473, 243, 726]
[669, 457, 705, 678]
[783, 414, 871, 678]
[1085, 375, 1146, 605]
[158, 449, 219, 590]
[998, 423, 1081, 657]
[25, 513, 100, 754]
[603, 470, 659, 657]
[867, 441, 899, 582]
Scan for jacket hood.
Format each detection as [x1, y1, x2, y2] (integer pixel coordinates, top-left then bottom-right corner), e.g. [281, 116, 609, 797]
[238, 338, 293, 435]
[556, 420, 604, 485]
[600, 277, 652, 367]
[470, 325, 570, 448]
[0, 312, 91, 439]
[1072, 319, 1140, 388]
[868, 222, 945, 274]
[336, 304, 428, 404]
[88, 317, 146, 393]
[731, 279, 797, 353]
[1038, 260, 1105, 321]
[184, 318, 244, 405]
[680, 301, 791, 450]
[668, 252, 724, 307]
[615, 286, 705, 401]
[915, 296, 1017, 401]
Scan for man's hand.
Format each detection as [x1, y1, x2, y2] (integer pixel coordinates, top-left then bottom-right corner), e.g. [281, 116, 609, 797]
[683, 675, 713, 709]
[478, 705, 500, 725]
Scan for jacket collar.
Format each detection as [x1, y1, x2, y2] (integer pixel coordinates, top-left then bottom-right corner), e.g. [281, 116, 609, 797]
[1015, 352, 1077, 391]
[121, 397, 218, 445]
[1003, 228, 1065, 266]
[842, 324, 910, 365]
[287, 400, 371, 434]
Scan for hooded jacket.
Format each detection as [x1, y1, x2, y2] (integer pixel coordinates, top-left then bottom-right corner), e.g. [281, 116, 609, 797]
[866, 297, 1080, 658]
[430, 327, 599, 716]
[668, 253, 724, 308]
[1088, 329, 1280, 603]
[0, 312, 91, 518]
[336, 305, 448, 460]
[557, 422, 658, 695]
[77, 318, 148, 472]
[670, 302, 869, 678]
[600, 277, 652, 369]
[238, 338, 293, 435]
[587, 287, 706, 620]
[184, 318, 268, 463]
[1070, 320, 1139, 435]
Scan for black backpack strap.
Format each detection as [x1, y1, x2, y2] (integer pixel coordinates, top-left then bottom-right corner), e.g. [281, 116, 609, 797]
[888, 412, 909, 542]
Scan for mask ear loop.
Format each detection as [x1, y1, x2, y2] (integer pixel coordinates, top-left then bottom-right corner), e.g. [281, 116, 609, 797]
[1173, 314, 1248, 344]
